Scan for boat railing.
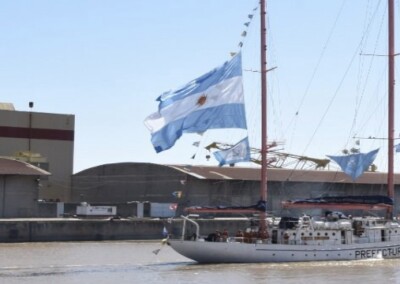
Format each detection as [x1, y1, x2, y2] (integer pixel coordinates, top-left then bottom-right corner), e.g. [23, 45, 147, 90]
[180, 215, 200, 241]
[230, 237, 244, 242]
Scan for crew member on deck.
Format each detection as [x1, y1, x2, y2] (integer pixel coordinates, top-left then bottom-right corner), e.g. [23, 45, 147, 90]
[235, 230, 244, 242]
[215, 230, 222, 242]
[222, 229, 229, 242]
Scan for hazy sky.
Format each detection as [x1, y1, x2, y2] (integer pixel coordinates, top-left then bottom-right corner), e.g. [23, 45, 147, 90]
[1, 0, 399, 174]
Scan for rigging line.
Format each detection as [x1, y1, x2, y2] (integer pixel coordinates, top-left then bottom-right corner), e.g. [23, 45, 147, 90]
[284, 1, 350, 181]
[236, 2, 259, 51]
[360, 53, 400, 56]
[351, 0, 386, 145]
[355, 0, 381, 101]
[242, 10, 262, 149]
[302, 1, 386, 156]
[356, 0, 375, 94]
[353, 136, 400, 140]
[301, 45, 376, 161]
[265, 6, 285, 143]
[285, 0, 347, 133]
[354, 68, 386, 139]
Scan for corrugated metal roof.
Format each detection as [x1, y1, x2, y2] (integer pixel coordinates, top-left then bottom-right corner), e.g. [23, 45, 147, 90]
[0, 157, 50, 176]
[166, 164, 395, 184]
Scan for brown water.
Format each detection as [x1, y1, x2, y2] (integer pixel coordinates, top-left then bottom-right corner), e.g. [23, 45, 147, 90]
[0, 241, 399, 284]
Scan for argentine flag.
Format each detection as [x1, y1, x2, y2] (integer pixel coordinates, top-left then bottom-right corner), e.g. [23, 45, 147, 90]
[327, 148, 379, 181]
[144, 53, 247, 153]
[213, 137, 251, 166]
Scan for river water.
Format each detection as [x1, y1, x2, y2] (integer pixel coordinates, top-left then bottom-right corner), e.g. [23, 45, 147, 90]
[0, 241, 399, 284]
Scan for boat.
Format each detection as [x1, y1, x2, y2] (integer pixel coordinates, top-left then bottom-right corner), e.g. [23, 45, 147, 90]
[159, 0, 400, 263]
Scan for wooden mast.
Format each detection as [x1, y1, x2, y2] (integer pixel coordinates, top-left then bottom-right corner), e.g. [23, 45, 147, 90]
[387, 0, 395, 219]
[260, 0, 267, 203]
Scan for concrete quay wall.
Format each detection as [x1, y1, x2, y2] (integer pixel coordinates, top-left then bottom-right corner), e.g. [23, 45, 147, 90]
[0, 218, 250, 243]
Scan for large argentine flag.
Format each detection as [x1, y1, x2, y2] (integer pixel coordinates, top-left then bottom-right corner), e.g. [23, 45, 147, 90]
[144, 53, 247, 153]
[327, 148, 379, 181]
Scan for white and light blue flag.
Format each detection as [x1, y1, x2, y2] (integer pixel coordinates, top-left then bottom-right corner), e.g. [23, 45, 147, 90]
[327, 148, 379, 181]
[213, 136, 251, 166]
[162, 226, 169, 237]
[144, 53, 247, 153]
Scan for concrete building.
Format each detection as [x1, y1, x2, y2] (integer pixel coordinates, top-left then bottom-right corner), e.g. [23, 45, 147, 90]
[72, 162, 399, 217]
[0, 158, 50, 217]
[0, 104, 74, 202]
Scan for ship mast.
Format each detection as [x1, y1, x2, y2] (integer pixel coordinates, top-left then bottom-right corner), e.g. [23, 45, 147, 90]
[387, 0, 395, 219]
[260, 0, 267, 206]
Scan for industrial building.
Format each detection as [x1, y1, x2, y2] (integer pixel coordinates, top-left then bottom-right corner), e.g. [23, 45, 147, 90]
[0, 158, 50, 217]
[72, 162, 400, 217]
[0, 103, 74, 202]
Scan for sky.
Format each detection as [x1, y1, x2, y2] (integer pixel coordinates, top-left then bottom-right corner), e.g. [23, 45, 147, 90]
[1, 0, 399, 174]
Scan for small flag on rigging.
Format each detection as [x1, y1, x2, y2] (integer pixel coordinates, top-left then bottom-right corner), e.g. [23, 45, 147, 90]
[213, 136, 251, 166]
[162, 226, 169, 237]
[172, 191, 182, 198]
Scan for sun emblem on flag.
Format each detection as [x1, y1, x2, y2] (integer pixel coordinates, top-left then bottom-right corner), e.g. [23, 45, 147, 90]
[197, 94, 207, 106]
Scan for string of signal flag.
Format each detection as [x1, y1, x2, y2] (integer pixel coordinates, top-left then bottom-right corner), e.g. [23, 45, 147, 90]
[230, 6, 258, 57]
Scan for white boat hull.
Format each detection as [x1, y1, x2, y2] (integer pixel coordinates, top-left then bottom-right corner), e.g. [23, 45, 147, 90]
[168, 239, 400, 263]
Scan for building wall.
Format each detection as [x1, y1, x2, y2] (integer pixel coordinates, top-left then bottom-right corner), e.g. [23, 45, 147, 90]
[0, 218, 251, 242]
[179, 179, 399, 217]
[72, 163, 186, 204]
[0, 176, 40, 217]
[0, 109, 74, 201]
